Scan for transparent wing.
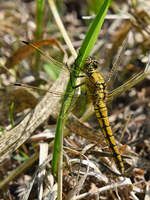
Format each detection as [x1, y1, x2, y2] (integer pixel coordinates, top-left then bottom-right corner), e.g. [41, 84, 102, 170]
[105, 37, 128, 90]
[3, 39, 72, 78]
[21, 41, 70, 75]
[106, 57, 150, 102]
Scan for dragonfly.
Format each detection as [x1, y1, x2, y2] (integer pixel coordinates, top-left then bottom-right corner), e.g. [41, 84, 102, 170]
[2, 40, 150, 175]
[81, 57, 125, 174]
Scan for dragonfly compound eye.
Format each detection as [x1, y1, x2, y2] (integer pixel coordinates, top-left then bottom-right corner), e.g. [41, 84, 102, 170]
[92, 60, 99, 69]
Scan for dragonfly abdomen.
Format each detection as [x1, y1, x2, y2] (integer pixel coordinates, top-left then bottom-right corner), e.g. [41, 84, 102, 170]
[94, 102, 125, 174]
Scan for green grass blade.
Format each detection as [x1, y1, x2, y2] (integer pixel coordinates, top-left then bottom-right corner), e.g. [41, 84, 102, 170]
[34, 0, 46, 71]
[0, 126, 5, 135]
[35, 0, 46, 40]
[9, 102, 14, 128]
[52, 0, 111, 175]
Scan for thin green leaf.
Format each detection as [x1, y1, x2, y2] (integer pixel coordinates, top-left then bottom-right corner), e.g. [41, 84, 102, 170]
[9, 102, 15, 128]
[43, 62, 60, 81]
[35, 0, 46, 40]
[34, 0, 46, 71]
[0, 126, 5, 135]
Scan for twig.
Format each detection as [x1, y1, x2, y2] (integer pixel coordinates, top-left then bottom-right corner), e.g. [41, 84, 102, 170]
[48, 0, 77, 59]
[74, 177, 132, 199]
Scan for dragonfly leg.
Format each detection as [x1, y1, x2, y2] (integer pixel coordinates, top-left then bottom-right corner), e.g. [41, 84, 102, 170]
[72, 82, 85, 89]
[70, 72, 85, 89]
[74, 75, 86, 78]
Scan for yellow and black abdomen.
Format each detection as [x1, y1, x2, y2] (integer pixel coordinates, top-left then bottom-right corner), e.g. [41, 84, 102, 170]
[94, 101, 125, 174]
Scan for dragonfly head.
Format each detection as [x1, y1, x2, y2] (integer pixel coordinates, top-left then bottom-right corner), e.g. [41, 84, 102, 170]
[84, 57, 99, 73]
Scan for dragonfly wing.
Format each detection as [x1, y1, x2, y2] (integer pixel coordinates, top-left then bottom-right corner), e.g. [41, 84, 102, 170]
[106, 37, 128, 90]
[106, 71, 145, 102]
[106, 53, 150, 102]
[21, 41, 72, 75]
